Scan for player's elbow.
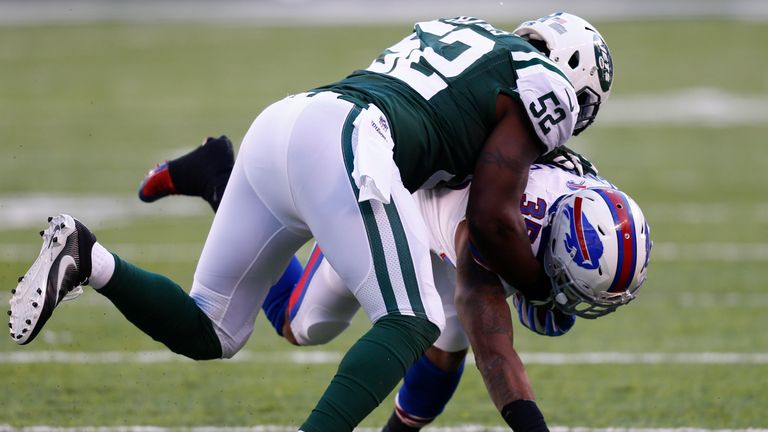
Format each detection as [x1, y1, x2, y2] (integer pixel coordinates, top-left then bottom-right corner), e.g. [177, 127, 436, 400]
[466, 209, 526, 254]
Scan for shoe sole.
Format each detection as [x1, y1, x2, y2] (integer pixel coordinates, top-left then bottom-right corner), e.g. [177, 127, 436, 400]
[8, 214, 83, 345]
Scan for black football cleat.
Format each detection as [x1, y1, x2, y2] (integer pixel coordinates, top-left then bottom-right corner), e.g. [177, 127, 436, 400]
[8, 214, 95, 345]
[137, 135, 234, 211]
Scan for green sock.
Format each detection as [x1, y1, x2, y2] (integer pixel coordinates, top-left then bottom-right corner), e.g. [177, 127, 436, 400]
[300, 315, 440, 432]
[97, 253, 222, 360]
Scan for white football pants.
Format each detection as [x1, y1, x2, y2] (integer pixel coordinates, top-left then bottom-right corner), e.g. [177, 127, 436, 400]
[188, 92, 445, 357]
[287, 246, 470, 353]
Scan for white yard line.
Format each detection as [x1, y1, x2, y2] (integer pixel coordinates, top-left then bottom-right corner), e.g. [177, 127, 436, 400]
[1, 351, 767, 365]
[0, 194, 209, 231]
[600, 88, 768, 127]
[4, 187, 768, 233]
[0, 243, 204, 263]
[4, 241, 768, 263]
[3, 193, 768, 263]
[2, 194, 768, 231]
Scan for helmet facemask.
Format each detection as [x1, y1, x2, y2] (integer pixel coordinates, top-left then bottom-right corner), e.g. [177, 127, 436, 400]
[547, 251, 637, 319]
[574, 87, 601, 135]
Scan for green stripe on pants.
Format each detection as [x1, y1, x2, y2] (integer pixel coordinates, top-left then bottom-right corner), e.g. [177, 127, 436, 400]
[339, 105, 426, 316]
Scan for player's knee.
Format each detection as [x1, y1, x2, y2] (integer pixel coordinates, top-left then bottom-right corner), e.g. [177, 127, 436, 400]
[421, 303, 446, 336]
[290, 319, 350, 346]
[288, 302, 355, 346]
[431, 311, 468, 354]
[429, 313, 446, 338]
[376, 314, 442, 350]
[216, 332, 249, 359]
[164, 319, 227, 361]
[425, 346, 468, 373]
[196, 309, 249, 359]
[281, 321, 300, 346]
[188, 283, 253, 359]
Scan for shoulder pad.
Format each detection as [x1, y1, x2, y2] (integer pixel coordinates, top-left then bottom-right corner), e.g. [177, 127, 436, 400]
[511, 51, 579, 152]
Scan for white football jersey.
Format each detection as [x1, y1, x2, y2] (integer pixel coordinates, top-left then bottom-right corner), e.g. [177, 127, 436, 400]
[415, 164, 614, 268]
[286, 163, 614, 353]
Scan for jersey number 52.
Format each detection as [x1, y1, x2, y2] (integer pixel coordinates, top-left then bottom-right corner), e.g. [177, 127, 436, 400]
[366, 20, 494, 100]
[529, 91, 566, 135]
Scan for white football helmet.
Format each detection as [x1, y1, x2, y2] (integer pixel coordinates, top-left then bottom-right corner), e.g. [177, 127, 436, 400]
[514, 12, 614, 135]
[544, 187, 651, 318]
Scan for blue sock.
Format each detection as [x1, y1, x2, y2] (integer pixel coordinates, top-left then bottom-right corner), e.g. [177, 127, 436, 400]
[395, 354, 464, 425]
[261, 256, 303, 336]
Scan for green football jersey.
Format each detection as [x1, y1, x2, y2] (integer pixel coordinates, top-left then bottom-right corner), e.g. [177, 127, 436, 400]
[316, 17, 578, 192]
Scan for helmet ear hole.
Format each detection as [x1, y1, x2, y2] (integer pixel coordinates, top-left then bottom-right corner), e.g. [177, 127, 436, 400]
[568, 51, 580, 69]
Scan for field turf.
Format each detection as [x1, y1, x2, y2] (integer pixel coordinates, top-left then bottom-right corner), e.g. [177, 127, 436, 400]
[1, 18, 766, 429]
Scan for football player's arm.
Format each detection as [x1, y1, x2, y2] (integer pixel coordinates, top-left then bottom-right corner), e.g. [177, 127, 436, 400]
[466, 94, 549, 301]
[454, 222, 547, 431]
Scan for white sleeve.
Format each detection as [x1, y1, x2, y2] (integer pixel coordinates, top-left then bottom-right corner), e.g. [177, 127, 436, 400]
[511, 51, 579, 152]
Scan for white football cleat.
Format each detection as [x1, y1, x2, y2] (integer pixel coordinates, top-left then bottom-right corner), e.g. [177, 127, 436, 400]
[8, 214, 95, 345]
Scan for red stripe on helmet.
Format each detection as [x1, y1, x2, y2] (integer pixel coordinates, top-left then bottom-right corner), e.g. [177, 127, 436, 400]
[573, 196, 591, 264]
[598, 189, 636, 293]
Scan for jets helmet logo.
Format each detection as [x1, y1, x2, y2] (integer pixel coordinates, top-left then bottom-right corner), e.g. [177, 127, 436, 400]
[593, 34, 613, 92]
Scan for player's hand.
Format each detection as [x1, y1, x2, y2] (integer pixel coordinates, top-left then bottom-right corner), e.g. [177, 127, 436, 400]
[536, 146, 599, 177]
[512, 292, 576, 337]
[551, 153, 584, 176]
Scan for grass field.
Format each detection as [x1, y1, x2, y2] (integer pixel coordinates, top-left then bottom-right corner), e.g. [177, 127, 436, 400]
[1, 17, 768, 430]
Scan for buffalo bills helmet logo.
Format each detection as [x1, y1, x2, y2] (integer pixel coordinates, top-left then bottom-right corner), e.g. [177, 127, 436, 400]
[563, 197, 603, 270]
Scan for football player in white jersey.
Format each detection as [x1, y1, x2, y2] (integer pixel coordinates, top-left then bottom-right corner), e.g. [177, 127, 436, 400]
[135, 140, 651, 431]
[10, 13, 615, 432]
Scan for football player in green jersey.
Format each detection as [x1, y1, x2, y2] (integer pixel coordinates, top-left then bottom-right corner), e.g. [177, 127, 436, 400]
[136, 140, 647, 432]
[11, 12, 613, 432]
